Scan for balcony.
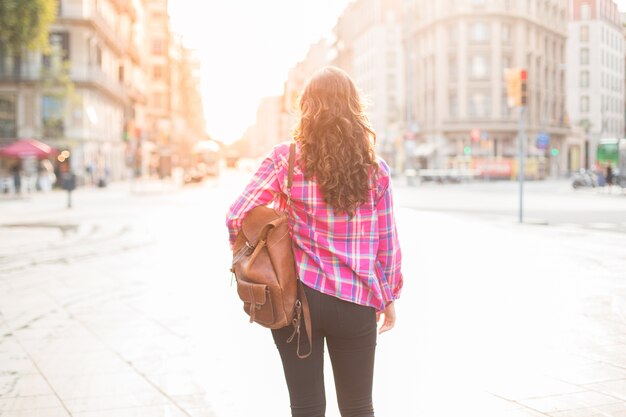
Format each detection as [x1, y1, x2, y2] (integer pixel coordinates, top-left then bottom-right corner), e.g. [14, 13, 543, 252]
[73, 68, 129, 105]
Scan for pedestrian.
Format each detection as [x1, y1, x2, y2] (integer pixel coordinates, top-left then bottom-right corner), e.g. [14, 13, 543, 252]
[606, 164, 614, 191]
[226, 66, 403, 417]
[11, 163, 21, 194]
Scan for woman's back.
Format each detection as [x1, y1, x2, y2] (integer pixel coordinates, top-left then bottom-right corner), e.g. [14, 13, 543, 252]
[268, 141, 400, 310]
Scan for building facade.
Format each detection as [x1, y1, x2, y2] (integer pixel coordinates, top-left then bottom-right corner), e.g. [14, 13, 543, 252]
[407, 0, 570, 178]
[0, 0, 206, 184]
[333, 0, 405, 167]
[170, 41, 206, 169]
[254, 96, 284, 156]
[0, 0, 143, 182]
[566, 0, 624, 170]
[282, 38, 332, 141]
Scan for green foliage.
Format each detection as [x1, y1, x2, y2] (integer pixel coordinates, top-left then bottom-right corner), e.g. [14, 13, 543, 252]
[0, 0, 58, 53]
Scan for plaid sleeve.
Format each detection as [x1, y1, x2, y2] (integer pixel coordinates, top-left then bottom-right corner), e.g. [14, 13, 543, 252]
[225, 153, 280, 248]
[375, 171, 403, 303]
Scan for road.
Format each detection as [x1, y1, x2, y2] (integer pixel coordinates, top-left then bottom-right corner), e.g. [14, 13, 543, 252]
[1, 172, 626, 417]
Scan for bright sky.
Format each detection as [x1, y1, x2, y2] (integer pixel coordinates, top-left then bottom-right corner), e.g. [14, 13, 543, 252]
[168, 1, 351, 144]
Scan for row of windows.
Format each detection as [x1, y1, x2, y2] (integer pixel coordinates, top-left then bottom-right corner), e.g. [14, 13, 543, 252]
[601, 26, 623, 52]
[579, 47, 624, 74]
[446, 90, 563, 121]
[0, 94, 66, 139]
[578, 71, 624, 94]
[580, 25, 624, 53]
[445, 54, 562, 84]
[448, 22, 511, 45]
[0, 93, 125, 138]
[579, 95, 625, 114]
[601, 73, 623, 93]
[600, 49, 623, 73]
[443, 25, 564, 63]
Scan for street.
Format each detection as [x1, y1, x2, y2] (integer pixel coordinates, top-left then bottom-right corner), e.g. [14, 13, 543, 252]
[1, 172, 626, 417]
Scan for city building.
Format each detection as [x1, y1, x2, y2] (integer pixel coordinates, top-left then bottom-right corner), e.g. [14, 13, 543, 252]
[0, 0, 144, 182]
[567, 0, 625, 168]
[144, 0, 173, 177]
[566, 0, 624, 170]
[333, 0, 405, 168]
[168, 36, 206, 171]
[0, 0, 206, 184]
[282, 38, 332, 140]
[407, 0, 570, 178]
[253, 96, 284, 156]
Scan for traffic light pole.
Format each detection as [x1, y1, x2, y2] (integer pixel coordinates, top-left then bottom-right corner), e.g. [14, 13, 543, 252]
[518, 106, 526, 223]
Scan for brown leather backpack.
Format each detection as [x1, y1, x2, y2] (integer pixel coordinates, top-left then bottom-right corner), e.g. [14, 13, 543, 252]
[230, 143, 311, 358]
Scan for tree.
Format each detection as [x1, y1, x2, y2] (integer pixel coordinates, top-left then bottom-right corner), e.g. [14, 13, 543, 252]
[0, 0, 58, 54]
[0, 0, 57, 78]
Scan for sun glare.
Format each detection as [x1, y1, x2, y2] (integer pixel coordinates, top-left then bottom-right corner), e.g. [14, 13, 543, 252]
[168, 0, 351, 144]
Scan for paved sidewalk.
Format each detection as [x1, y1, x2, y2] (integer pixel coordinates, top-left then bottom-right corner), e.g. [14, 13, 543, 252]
[1, 177, 626, 416]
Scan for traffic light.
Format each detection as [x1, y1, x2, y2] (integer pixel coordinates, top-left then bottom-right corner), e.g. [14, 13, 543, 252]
[520, 69, 527, 106]
[463, 146, 472, 156]
[505, 68, 528, 108]
[551, 148, 559, 157]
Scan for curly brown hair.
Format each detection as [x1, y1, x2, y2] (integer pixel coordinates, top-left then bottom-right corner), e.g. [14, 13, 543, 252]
[293, 67, 378, 216]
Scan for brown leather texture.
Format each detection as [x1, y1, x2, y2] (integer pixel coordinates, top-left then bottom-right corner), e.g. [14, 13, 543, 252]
[232, 206, 298, 329]
[230, 143, 312, 358]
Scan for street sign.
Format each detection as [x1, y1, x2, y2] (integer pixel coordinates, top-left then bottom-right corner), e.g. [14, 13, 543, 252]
[536, 132, 550, 149]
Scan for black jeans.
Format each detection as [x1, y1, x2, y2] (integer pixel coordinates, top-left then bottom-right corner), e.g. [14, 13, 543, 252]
[272, 284, 377, 417]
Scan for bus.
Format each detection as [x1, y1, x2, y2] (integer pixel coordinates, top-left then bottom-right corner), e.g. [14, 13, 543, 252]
[597, 138, 620, 167]
[615, 139, 626, 188]
[599, 138, 626, 187]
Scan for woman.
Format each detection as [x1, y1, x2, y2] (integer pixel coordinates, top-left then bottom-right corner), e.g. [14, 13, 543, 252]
[226, 66, 403, 417]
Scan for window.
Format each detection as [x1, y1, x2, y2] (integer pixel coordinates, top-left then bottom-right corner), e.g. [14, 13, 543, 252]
[501, 23, 511, 44]
[95, 44, 102, 67]
[153, 65, 163, 80]
[470, 23, 489, 43]
[449, 24, 458, 45]
[580, 47, 589, 65]
[152, 38, 165, 55]
[580, 96, 589, 113]
[0, 94, 17, 138]
[501, 55, 512, 75]
[580, 25, 589, 42]
[470, 54, 488, 78]
[43, 32, 70, 68]
[42, 96, 65, 138]
[501, 90, 511, 116]
[449, 56, 457, 82]
[580, 4, 590, 19]
[449, 93, 458, 118]
[153, 93, 167, 109]
[580, 71, 589, 88]
[469, 92, 490, 117]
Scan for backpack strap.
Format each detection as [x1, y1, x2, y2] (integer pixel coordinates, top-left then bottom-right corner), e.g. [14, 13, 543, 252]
[287, 142, 295, 200]
[284, 142, 312, 359]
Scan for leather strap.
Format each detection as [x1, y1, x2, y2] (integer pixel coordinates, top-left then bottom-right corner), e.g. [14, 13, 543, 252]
[287, 142, 295, 193]
[284, 142, 312, 359]
[297, 281, 312, 359]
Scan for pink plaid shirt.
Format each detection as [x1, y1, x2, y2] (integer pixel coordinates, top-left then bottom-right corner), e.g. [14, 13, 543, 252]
[226, 142, 403, 311]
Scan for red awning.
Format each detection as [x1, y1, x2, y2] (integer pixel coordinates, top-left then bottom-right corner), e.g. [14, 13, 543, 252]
[0, 139, 58, 159]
